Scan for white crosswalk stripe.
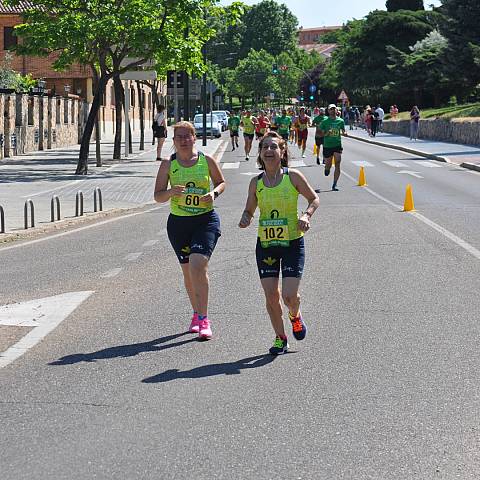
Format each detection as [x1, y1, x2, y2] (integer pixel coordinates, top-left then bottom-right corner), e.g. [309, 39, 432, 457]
[413, 160, 442, 168]
[221, 162, 240, 169]
[351, 160, 374, 167]
[383, 160, 408, 168]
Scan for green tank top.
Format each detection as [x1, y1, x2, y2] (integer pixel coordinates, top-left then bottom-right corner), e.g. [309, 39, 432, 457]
[169, 152, 213, 216]
[256, 168, 303, 247]
[242, 116, 255, 134]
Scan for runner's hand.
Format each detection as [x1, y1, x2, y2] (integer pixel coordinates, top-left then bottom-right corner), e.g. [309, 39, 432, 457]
[239, 211, 252, 228]
[200, 191, 215, 204]
[169, 185, 186, 198]
[298, 214, 310, 232]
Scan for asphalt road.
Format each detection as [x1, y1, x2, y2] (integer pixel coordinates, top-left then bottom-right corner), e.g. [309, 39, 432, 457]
[1, 131, 479, 479]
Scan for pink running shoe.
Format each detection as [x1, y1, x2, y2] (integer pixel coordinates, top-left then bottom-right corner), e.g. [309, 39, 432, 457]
[189, 313, 200, 333]
[198, 318, 212, 340]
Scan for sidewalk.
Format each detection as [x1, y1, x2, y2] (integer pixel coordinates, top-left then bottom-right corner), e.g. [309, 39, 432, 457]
[346, 127, 480, 173]
[0, 128, 225, 238]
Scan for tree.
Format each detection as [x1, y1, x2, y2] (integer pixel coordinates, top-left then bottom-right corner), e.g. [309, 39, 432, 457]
[386, 0, 425, 11]
[239, 0, 298, 58]
[10, 0, 227, 174]
[387, 30, 451, 106]
[232, 49, 276, 107]
[0, 52, 35, 91]
[321, 10, 440, 105]
[438, 0, 480, 101]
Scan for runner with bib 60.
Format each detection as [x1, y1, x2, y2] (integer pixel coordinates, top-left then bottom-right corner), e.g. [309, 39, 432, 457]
[238, 132, 319, 355]
[154, 121, 225, 340]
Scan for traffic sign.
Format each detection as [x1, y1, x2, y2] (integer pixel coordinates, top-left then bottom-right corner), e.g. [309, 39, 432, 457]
[270, 92, 275, 99]
[309, 84, 317, 93]
[338, 89, 348, 101]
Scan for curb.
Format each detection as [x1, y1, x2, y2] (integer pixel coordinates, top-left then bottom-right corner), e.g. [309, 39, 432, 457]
[347, 134, 480, 173]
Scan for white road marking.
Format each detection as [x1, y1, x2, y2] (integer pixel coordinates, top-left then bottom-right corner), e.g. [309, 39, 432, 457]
[213, 140, 229, 162]
[0, 205, 165, 253]
[289, 160, 307, 168]
[413, 160, 442, 168]
[0, 291, 94, 368]
[383, 160, 408, 168]
[396, 170, 424, 178]
[100, 268, 123, 278]
[124, 252, 143, 262]
[142, 239, 159, 247]
[222, 162, 240, 169]
[351, 160, 374, 167]
[342, 171, 480, 260]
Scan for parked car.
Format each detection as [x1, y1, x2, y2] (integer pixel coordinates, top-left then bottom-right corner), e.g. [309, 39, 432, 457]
[212, 110, 229, 131]
[193, 114, 222, 138]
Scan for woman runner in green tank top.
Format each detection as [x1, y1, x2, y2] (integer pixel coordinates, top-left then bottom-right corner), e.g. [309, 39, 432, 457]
[154, 121, 226, 340]
[239, 132, 319, 355]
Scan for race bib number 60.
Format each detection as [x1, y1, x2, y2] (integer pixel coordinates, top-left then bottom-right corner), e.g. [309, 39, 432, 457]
[259, 218, 289, 248]
[178, 187, 207, 214]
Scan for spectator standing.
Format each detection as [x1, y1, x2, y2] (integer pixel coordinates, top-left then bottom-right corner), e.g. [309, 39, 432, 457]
[390, 104, 399, 120]
[410, 106, 420, 140]
[375, 105, 385, 132]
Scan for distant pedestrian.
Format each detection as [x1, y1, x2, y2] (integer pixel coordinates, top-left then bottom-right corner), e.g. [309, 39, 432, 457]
[371, 108, 379, 137]
[347, 106, 356, 131]
[410, 106, 420, 140]
[375, 105, 385, 132]
[154, 121, 226, 340]
[390, 104, 399, 120]
[153, 105, 167, 161]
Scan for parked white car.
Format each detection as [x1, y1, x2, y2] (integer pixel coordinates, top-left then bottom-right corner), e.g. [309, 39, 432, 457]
[193, 114, 222, 138]
[212, 110, 229, 131]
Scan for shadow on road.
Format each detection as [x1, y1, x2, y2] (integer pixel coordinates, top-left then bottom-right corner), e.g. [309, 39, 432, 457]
[49, 332, 195, 365]
[141, 353, 278, 383]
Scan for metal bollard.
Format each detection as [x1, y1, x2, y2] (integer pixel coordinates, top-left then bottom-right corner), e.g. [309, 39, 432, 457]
[24, 199, 35, 229]
[50, 195, 61, 222]
[0, 205, 5, 233]
[94, 187, 103, 212]
[75, 191, 84, 217]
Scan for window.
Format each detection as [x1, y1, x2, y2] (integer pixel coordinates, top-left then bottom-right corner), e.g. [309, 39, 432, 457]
[4, 27, 17, 50]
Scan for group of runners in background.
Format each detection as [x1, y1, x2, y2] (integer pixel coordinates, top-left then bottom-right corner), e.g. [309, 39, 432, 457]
[228, 104, 347, 191]
[154, 103, 346, 356]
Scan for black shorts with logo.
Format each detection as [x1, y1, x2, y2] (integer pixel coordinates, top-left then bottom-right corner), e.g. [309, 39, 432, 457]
[255, 236, 305, 279]
[315, 136, 324, 147]
[323, 146, 343, 159]
[167, 210, 221, 264]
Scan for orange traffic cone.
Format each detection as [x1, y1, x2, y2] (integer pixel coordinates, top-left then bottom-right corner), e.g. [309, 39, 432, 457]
[403, 184, 415, 211]
[358, 166, 367, 186]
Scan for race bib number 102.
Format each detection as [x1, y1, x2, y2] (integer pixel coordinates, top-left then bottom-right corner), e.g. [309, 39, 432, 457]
[259, 218, 289, 248]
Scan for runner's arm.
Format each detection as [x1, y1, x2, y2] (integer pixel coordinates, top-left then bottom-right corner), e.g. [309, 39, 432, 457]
[289, 169, 319, 231]
[154, 160, 185, 203]
[239, 177, 258, 228]
[201, 154, 226, 203]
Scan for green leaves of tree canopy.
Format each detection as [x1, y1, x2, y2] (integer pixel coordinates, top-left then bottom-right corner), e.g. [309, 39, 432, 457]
[438, 0, 480, 100]
[7, 0, 227, 173]
[386, 0, 425, 12]
[322, 9, 440, 105]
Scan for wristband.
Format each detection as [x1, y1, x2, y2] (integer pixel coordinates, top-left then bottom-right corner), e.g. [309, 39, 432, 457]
[214, 191, 219, 199]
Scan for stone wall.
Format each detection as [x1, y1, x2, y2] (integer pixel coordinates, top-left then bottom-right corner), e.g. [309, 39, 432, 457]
[382, 119, 480, 147]
[1, 93, 84, 159]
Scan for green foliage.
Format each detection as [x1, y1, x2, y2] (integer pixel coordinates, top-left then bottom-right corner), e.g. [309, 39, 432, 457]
[387, 30, 450, 106]
[0, 52, 35, 91]
[239, 0, 298, 58]
[386, 0, 424, 12]
[438, 0, 480, 99]
[321, 9, 440, 104]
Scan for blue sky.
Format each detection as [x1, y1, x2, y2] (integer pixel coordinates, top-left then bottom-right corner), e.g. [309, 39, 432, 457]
[219, 0, 442, 28]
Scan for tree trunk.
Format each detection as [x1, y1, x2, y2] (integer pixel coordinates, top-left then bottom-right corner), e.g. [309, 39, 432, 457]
[137, 81, 145, 150]
[113, 74, 123, 159]
[91, 66, 102, 167]
[76, 74, 109, 175]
